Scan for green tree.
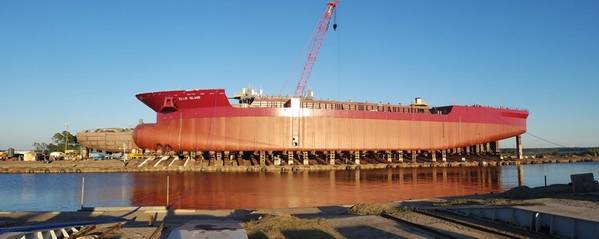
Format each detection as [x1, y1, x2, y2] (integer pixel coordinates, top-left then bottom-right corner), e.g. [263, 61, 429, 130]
[33, 142, 48, 152]
[34, 131, 79, 153]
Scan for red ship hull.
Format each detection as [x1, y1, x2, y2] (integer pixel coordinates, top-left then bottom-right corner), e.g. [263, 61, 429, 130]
[133, 89, 527, 152]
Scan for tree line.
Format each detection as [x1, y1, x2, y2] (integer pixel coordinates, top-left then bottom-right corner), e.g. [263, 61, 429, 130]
[33, 131, 80, 153]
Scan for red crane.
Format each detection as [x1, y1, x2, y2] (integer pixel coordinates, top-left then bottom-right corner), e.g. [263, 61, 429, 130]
[294, 0, 339, 97]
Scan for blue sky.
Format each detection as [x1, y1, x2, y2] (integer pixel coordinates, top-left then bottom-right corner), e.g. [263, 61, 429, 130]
[1, 0, 598, 149]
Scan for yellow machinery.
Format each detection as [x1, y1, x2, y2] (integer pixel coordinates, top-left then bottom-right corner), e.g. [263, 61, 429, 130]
[127, 153, 144, 159]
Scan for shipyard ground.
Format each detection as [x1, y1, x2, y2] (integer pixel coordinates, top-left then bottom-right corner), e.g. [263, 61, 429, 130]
[2, 184, 599, 239]
[0, 155, 598, 174]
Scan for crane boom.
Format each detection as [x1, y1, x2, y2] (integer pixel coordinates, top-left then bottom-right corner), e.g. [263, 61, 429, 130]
[294, 1, 338, 97]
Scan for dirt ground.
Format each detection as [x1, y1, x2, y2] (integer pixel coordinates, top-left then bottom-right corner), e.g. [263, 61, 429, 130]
[244, 214, 343, 239]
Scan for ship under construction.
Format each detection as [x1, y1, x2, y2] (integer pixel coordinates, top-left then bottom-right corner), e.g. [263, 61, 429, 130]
[133, 88, 527, 165]
[132, 0, 528, 165]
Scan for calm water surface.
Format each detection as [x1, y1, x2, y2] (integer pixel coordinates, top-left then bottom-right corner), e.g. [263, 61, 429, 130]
[1, 162, 598, 211]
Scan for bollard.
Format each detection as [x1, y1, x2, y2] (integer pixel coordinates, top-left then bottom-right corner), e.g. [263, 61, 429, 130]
[80, 177, 85, 209]
[166, 175, 170, 206]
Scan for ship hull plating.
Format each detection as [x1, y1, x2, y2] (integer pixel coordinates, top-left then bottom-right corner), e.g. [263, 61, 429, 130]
[133, 89, 527, 152]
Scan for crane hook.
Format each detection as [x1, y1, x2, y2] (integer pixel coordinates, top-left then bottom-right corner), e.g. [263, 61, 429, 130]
[332, 9, 338, 31]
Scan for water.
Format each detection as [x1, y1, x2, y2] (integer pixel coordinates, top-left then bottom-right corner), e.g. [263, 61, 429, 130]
[0, 162, 598, 212]
[501, 162, 599, 188]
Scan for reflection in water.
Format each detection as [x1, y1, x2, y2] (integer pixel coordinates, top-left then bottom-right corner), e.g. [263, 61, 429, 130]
[0, 167, 500, 211]
[7, 163, 598, 211]
[131, 167, 502, 209]
[517, 165, 525, 186]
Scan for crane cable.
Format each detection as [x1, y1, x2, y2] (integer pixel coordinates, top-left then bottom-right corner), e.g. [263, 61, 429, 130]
[525, 132, 569, 148]
[335, 7, 341, 102]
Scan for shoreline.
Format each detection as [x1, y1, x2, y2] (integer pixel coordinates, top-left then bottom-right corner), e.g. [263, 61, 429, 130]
[0, 156, 597, 174]
[2, 183, 598, 239]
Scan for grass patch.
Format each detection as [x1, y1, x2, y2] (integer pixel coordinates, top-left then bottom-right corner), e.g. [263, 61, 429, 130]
[347, 203, 391, 216]
[347, 203, 409, 216]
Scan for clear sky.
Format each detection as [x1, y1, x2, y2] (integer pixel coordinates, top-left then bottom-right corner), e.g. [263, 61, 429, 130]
[1, 0, 598, 150]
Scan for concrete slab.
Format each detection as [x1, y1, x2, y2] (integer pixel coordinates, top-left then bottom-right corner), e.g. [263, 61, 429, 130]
[166, 220, 247, 239]
[328, 215, 435, 239]
[515, 198, 599, 222]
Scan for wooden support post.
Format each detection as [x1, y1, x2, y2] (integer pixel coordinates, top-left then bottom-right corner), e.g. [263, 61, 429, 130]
[465, 146, 471, 155]
[516, 135, 523, 160]
[224, 151, 230, 166]
[386, 151, 392, 163]
[486, 143, 491, 154]
[287, 151, 294, 165]
[431, 150, 437, 162]
[274, 155, 281, 166]
[354, 151, 360, 165]
[411, 151, 417, 162]
[208, 151, 215, 166]
[259, 151, 266, 166]
[237, 151, 243, 166]
[328, 151, 335, 165]
[302, 151, 309, 165]
[398, 151, 404, 162]
[442, 150, 447, 162]
[216, 152, 223, 167]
